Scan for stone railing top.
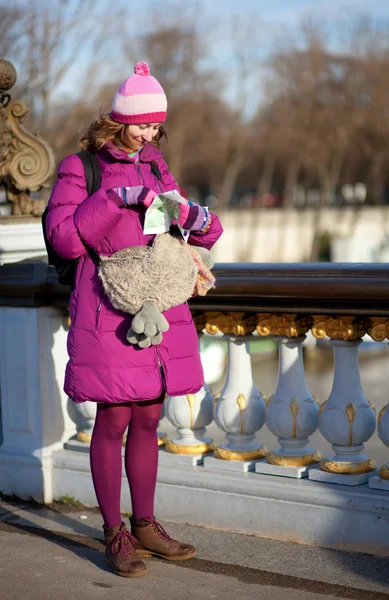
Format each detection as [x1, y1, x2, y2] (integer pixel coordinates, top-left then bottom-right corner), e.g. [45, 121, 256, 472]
[1, 261, 389, 316]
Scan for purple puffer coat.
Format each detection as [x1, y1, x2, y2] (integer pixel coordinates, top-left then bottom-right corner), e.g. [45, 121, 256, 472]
[46, 141, 223, 404]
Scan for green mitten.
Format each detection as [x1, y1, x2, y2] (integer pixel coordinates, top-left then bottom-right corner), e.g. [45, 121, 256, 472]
[127, 301, 169, 347]
[126, 328, 163, 347]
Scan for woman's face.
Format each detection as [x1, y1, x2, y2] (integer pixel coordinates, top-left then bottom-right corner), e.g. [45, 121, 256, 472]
[127, 123, 161, 149]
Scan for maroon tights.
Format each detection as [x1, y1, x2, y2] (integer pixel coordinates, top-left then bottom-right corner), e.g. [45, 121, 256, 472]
[90, 394, 164, 528]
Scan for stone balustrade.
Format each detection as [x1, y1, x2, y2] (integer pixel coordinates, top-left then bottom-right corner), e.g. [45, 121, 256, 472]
[3, 261, 389, 552]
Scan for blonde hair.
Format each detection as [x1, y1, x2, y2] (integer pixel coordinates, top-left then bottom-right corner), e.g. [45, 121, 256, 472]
[78, 112, 167, 153]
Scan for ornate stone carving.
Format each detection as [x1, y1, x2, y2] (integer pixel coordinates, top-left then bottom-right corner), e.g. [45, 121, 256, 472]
[256, 313, 311, 337]
[0, 60, 55, 216]
[0, 60, 17, 96]
[204, 311, 257, 336]
[0, 103, 11, 165]
[368, 317, 389, 342]
[0, 60, 16, 166]
[311, 315, 369, 340]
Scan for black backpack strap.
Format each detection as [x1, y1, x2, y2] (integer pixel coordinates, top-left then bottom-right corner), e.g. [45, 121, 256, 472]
[75, 150, 102, 265]
[150, 160, 163, 182]
[76, 149, 102, 196]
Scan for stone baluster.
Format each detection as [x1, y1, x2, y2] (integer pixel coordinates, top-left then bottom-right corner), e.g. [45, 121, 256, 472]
[162, 328, 215, 466]
[369, 403, 389, 491]
[366, 318, 389, 490]
[255, 314, 320, 478]
[68, 398, 167, 449]
[308, 317, 377, 485]
[71, 401, 97, 444]
[163, 386, 214, 456]
[202, 312, 267, 472]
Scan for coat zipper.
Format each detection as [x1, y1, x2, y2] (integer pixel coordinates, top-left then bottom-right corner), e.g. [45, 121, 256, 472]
[155, 345, 166, 392]
[96, 298, 103, 328]
[135, 158, 143, 184]
[136, 155, 166, 392]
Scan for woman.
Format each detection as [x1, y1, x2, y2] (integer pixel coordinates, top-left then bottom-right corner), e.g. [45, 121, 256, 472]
[46, 62, 223, 578]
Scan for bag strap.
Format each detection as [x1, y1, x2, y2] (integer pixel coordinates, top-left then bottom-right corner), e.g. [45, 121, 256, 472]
[76, 149, 102, 196]
[75, 149, 102, 265]
[150, 160, 163, 182]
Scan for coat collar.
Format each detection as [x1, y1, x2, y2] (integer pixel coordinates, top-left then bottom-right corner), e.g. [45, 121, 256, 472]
[100, 141, 163, 163]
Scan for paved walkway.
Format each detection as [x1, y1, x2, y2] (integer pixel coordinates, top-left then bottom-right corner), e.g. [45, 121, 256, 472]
[1, 498, 389, 600]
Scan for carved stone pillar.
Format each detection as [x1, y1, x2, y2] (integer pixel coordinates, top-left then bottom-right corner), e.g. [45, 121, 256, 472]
[202, 312, 267, 472]
[369, 404, 389, 491]
[368, 317, 389, 490]
[162, 328, 214, 466]
[254, 314, 319, 478]
[308, 317, 377, 486]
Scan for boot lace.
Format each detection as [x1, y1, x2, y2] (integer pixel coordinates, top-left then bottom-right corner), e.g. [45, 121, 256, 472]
[145, 518, 171, 541]
[112, 528, 137, 556]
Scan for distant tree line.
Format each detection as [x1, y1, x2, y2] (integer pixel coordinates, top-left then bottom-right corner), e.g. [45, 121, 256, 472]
[4, 2, 389, 209]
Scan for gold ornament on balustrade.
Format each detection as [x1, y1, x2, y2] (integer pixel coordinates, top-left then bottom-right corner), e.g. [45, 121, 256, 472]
[289, 397, 300, 439]
[378, 405, 388, 427]
[311, 316, 369, 340]
[212, 392, 221, 410]
[186, 393, 197, 429]
[164, 439, 215, 455]
[367, 317, 389, 342]
[158, 435, 168, 447]
[345, 402, 356, 446]
[256, 313, 311, 338]
[214, 447, 267, 461]
[204, 312, 257, 336]
[320, 457, 376, 474]
[0, 71, 55, 216]
[379, 464, 389, 480]
[318, 400, 328, 421]
[236, 393, 247, 434]
[193, 312, 208, 333]
[264, 394, 273, 414]
[77, 431, 92, 444]
[267, 451, 321, 467]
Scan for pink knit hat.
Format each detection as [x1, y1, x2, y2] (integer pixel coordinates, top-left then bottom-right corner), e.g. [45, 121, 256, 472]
[111, 62, 167, 125]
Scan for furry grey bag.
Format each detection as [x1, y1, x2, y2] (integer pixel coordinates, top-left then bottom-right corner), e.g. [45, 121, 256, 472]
[97, 233, 208, 348]
[98, 233, 198, 314]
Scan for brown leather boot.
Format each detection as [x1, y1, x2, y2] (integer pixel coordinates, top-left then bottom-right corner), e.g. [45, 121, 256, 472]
[130, 517, 196, 561]
[103, 521, 148, 577]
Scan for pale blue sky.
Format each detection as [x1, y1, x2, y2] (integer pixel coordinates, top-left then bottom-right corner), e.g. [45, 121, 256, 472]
[202, 0, 389, 19]
[53, 0, 389, 112]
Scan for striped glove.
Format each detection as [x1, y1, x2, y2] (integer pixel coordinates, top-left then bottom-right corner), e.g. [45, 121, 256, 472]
[175, 202, 209, 231]
[107, 186, 157, 208]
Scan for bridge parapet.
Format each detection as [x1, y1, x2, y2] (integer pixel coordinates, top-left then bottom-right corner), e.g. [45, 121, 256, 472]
[2, 261, 389, 553]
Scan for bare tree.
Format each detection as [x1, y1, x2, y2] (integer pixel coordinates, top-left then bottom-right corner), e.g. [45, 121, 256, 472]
[0, 7, 23, 60]
[12, 0, 117, 131]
